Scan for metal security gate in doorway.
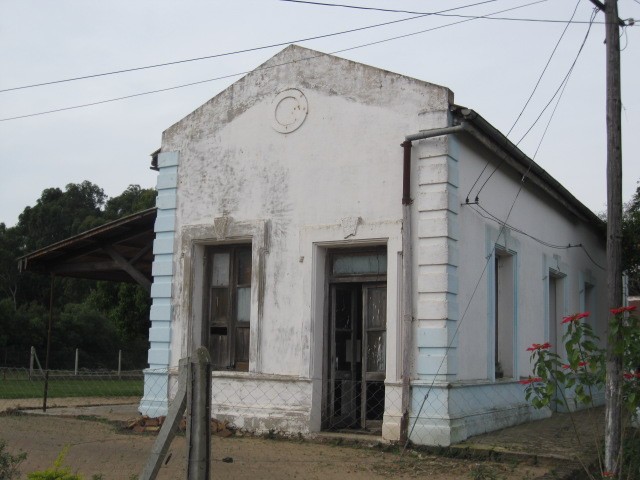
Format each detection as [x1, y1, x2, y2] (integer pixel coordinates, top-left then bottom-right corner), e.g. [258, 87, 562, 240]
[325, 250, 387, 433]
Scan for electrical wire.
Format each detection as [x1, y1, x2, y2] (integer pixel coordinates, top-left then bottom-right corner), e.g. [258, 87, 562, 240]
[471, 7, 597, 201]
[515, 8, 597, 146]
[405, 178, 529, 453]
[465, 0, 580, 203]
[472, 203, 572, 248]
[506, 0, 581, 137]
[620, 25, 629, 51]
[469, 203, 605, 270]
[404, 10, 601, 450]
[0, 0, 546, 123]
[0, 0, 497, 94]
[280, 0, 620, 25]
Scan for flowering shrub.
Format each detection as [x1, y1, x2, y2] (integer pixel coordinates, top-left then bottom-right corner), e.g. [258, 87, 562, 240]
[523, 307, 639, 413]
[523, 306, 640, 479]
[609, 305, 640, 412]
[522, 312, 605, 409]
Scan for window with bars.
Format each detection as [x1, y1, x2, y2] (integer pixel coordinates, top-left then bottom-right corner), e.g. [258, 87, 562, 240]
[204, 245, 252, 371]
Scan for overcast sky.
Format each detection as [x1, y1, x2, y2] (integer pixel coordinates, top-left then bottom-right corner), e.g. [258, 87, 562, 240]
[1, 0, 638, 228]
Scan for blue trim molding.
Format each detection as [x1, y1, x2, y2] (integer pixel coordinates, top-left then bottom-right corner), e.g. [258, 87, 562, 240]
[139, 151, 179, 416]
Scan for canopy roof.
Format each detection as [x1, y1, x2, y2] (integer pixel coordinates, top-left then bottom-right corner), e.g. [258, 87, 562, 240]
[17, 208, 157, 291]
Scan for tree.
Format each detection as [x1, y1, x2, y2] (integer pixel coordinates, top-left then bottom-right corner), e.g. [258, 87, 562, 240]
[0, 182, 156, 369]
[623, 183, 640, 295]
[0, 224, 22, 310]
[104, 184, 156, 220]
[17, 181, 106, 251]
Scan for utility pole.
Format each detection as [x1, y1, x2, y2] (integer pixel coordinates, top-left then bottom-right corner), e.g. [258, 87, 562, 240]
[603, 0, 623, 475]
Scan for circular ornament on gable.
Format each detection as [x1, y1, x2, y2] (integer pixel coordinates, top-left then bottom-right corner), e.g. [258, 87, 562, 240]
[271, 89, 308, 134]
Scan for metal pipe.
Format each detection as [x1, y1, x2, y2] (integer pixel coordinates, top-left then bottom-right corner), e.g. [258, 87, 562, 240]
[401, 141, 412, 206]
[404, 124, 464, 143]
[400, 126, 461, 442]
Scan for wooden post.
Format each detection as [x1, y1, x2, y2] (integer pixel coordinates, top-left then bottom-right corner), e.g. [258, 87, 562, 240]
[118, 349, 122, 378]
[140, 359, 188, 480]
[186, 347, 211, 480]
[29, 346, 35, 380]
[74, 349, 79, 376]
[604, 0, 623, 475]
[400, 140, 413, 444]
[43, 274, 55, 412]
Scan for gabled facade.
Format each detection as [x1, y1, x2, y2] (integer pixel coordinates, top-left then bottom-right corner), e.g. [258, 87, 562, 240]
[140, 45, 607, 445]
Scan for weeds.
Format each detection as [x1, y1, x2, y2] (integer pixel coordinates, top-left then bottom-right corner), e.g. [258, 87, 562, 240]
[469, 463, 501, 479]
[27, 446, 82, 480]
[0, 439, 27, 480]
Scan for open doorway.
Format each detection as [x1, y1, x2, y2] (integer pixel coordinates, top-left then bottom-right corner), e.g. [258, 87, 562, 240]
[324, 249, 387, 433]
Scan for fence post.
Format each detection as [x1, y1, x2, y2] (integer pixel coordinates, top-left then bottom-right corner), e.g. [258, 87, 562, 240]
[140, 359, 188, 480]
[118, 350, 122, 378]
[29, 346, 35, 380]
[186, 346, 211, 480]
[74, 349, 79, 376]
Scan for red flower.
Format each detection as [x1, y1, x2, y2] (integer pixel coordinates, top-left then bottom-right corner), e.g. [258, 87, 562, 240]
[562, 364, 571, 369]
[519, 377, 543, 385]
[526, 342, 552, 352]
[562, 312, 590, 324]
[602, 472, 615, 478]
[578, 361, 588, 367]
[610, 305, 637, 315]
[623, 372, 634, 380]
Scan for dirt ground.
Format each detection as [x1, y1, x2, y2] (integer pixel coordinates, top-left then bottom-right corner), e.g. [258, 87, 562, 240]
[0, 411, 559, 480]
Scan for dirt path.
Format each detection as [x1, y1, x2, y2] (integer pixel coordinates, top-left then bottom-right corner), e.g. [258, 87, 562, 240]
[0, 413, 556, 480]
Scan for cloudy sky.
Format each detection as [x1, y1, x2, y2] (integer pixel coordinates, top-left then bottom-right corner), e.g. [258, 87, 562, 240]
[1, 0, 638, 227]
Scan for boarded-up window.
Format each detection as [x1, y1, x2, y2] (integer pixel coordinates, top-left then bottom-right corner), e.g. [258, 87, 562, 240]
[205, 245, 252, 371]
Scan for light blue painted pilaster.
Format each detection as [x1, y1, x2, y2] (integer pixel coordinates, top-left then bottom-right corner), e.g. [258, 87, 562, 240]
[139, 151, 179, 417]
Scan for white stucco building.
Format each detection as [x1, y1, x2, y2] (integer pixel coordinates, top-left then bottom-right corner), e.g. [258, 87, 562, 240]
[139, 45, 607, 445]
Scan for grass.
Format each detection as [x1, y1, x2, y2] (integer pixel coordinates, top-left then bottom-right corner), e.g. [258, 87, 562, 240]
[0, 371, 143, 399]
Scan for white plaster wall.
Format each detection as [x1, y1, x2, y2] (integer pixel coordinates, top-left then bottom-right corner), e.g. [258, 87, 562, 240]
[160, 45, 452, 390]
[451, 134, 607, 382]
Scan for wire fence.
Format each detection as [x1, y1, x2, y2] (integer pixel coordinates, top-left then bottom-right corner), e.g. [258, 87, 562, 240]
[0, 365, 602, 479]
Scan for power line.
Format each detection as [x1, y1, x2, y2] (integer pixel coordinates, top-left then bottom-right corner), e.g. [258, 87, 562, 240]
[469, 203, 606, 270]
[506, 0, 581, 137]
[405, 153, 534, 453]
[0, 0, 497, 94]
[0, 0, 546, 123]
[515, 9, 596, 147]
[465, 0, 581, 203]
[405, 11, 601, 446]
[280, 0, 622, 25]
[472, 7, 597, 200]
[471, 203, 573, 248]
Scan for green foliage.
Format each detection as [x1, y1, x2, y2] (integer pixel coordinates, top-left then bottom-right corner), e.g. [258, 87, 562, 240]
[620, 429, 640, 480]
[0, 439, 27, 480]
[523, 315, 606, 411]
[0, 182, 155, 369]
[18, 182, 106, 252]
[27, 446, 83, 480]
[469, 463, 500, 480]
[523, 309, 640, 478]
[52, 303, 119, 369]
[611, 309, 640, 412]
[103, 184, 156, 220]
[623, 183, 640, 295]
[523, 310, 640, 415]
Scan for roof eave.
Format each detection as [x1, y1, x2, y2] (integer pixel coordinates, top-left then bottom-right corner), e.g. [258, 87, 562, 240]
[451, 106, 606, 236]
